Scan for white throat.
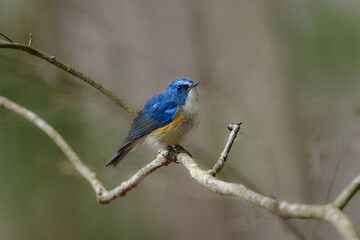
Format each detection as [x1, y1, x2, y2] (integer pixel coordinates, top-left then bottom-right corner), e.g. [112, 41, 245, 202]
[182, 88, 200, 116]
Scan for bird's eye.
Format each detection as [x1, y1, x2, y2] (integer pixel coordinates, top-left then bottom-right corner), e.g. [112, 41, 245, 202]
[177, 86, 182, 91]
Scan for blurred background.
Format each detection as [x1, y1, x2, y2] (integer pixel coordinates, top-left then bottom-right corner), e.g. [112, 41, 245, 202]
[1, 0, 360, 239]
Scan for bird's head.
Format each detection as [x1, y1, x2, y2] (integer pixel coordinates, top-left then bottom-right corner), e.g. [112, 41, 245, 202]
[166, 78, 199, 106]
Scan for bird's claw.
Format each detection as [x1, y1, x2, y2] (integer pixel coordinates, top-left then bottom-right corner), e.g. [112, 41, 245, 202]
[163, 145, 192, 163]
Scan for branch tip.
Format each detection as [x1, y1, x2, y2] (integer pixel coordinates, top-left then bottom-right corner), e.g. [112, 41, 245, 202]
[228, 122, 242, 131]
[28, 33, 33, 46]
[211, 121, 242, 176]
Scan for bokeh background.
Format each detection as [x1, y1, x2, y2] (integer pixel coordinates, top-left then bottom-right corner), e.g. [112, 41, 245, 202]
[1, 0, 360, 239]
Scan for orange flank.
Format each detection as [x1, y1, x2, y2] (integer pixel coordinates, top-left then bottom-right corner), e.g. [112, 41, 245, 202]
[153, 107, 182, 133]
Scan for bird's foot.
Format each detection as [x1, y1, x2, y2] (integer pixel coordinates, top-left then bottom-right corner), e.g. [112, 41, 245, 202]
[163, 145, 192, 163]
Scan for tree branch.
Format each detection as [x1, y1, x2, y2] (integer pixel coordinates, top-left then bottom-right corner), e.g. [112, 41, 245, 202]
[0, 95, 170, 204]
[333, 174, 360, 210]
[209, 122, 242, 176]
[1, 94, 359, 239]
[28, 33, 33, 46]
[1, 35, 360, 240]
[0, 32, 13, 42]
[99, 150, 172, 204]
[177, 152, 359, 240]
[172, 122, 359, 240]
[0, 40, 138, 117]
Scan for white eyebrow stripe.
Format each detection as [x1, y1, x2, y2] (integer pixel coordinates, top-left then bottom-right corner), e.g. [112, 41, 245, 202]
[176, 81, 191, 86]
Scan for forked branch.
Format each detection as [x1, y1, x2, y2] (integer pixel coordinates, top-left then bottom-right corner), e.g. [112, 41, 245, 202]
[177, 148, 359, 240]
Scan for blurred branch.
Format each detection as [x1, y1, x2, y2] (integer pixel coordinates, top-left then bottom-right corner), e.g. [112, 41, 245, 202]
[332, 174, 360, 210]
[0, 96, 170, 204]
[0, 38, 138, 117]
[0, 32, 13, 42]
[28, 33, 33, 46]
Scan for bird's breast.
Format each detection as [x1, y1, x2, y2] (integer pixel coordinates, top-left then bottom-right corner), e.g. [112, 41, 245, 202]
[145, 89, 199, 148]
[182, 88, 200, 117]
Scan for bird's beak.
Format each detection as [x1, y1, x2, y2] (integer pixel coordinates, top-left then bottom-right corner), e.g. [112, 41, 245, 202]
[190, 82, 200, 88]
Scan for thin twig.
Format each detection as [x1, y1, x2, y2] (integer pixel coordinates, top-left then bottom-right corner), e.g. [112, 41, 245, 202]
[332, 174, 360, 210]
[0, 41, 138, 117]
[310, 140, 348, 239]
[209, 122, 242, 176]
[207, 123, 306, 240]
[0, 95, 170, 204]
[0, 32, 13, 42]
[28, 33, 33, 46]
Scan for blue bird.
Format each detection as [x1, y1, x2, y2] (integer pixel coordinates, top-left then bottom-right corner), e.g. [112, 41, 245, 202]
[105, 78, 200, 167]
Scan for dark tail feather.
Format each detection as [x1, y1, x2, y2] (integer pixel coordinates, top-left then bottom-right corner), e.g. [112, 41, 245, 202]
[105, 144, 134, 167]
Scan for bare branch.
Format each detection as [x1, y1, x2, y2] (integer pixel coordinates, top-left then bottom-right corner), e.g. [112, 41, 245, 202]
[0, 32, 13, 42]
[177, 153, 359, 240]
[0, 96, 105, 194]
[1, 94, 360, 239]
[209, 122, 242, 176]
[0, 41, 138, 117]
[99, 150, 172, 204]
[0, 96, 170, 204]
[173, 121, 359, 240]
[28, 33, 33, 46]
[333, 174, 360, 210]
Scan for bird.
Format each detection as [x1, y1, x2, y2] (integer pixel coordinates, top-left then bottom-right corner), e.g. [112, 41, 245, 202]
[105, 78, 200, 167]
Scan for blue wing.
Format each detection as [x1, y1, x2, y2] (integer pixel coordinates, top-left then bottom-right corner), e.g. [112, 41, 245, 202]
[124, 101, 178, 144]
[105, 92, 178, 167]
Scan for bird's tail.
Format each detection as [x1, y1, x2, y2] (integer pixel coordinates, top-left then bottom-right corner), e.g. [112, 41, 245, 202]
[105, 142, 136, 167]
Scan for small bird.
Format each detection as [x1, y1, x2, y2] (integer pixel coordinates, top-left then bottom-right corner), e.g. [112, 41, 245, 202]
[105, 78, 200, 167]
